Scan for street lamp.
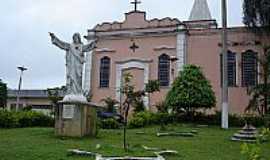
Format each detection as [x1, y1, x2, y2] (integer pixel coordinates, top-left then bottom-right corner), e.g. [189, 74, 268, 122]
[221, 0, 229, 129]
[16, 66, 27, 111]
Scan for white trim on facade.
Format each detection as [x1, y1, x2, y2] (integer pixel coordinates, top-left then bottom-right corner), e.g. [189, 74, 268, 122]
[115, 60, 150, 109]
[95, 48, 116, 53]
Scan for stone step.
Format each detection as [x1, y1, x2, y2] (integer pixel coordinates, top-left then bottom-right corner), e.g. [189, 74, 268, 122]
[231, 137, 257, 143]
[238, 131, 257, 135]
[233, 133, 257, 139]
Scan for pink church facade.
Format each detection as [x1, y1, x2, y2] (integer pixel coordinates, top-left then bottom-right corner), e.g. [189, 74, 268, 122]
[83, 1, 269, 114]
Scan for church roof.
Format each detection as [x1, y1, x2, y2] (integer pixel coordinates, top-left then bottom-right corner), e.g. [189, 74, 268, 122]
[189, 0, 212, 21]
[93, 11, 182, 32]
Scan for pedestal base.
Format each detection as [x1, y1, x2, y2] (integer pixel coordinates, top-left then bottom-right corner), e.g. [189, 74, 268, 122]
[55, 95, 99, 137]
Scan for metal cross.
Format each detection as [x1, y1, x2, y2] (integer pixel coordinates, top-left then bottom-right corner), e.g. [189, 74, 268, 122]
[131, 0, 141, 11]
[130, 42, 139, 52]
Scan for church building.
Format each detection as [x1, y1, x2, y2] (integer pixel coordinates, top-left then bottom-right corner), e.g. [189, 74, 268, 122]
[83, 0, 268, 114]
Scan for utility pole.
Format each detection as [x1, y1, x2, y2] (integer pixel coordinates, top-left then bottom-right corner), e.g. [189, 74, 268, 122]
[221, 0, 229, 129]
[16, 66, 27, 111]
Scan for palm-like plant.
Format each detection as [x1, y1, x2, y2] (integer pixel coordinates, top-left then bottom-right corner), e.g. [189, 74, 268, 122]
[101, 97, 119, 113]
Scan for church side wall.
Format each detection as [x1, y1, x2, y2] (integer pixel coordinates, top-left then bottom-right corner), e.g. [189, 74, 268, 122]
[187, 28, 265, 114]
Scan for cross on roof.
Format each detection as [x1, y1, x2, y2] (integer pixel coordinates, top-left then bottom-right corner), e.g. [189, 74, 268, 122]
[130, 42, 139, 52]
[131, 0, 141, 12]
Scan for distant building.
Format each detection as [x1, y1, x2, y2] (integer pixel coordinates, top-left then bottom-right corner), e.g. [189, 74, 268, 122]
[7, 89, 63, 115]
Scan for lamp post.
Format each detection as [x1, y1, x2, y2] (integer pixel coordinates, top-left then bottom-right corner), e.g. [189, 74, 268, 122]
[16, 66, 27, 111]
[221, 0, 229, 129]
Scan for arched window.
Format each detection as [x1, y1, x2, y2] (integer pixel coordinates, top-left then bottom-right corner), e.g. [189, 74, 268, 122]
[158, 54, 170, 87]
[220, 51, 237, 87]
[100, 56, 110, 88]
[242, 50, 257, 86]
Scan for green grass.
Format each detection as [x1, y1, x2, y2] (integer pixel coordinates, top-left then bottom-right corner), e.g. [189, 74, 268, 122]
[0, 124, 269, 160]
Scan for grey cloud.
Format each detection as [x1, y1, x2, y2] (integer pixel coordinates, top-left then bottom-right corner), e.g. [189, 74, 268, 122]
[0, 0, 243, 89]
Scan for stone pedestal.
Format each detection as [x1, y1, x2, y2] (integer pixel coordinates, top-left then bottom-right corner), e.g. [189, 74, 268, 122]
[231, 124, 258, 143]
[55, 95, 100, 137]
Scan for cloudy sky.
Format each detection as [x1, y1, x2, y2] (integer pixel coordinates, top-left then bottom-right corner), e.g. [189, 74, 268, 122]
[0, 0, 243, 89]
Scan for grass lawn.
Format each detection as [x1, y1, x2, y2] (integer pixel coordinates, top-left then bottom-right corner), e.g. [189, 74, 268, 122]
[0, 124, 269, 160]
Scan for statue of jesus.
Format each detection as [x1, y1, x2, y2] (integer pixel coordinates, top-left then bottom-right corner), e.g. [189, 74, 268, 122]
[49, 32, 96, 96]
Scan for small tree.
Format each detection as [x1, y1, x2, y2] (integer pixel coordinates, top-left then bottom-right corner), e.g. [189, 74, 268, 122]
[0, 79, 7, 108]
[165, 65, 216, 117]
[101, 97, 118, 113]
[120, 73, 145, 151]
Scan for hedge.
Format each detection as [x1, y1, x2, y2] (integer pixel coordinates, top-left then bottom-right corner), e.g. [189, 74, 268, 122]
[96, 111, 268, 129]
[127, 111, 266, 129]
[0, 110, 54, 128]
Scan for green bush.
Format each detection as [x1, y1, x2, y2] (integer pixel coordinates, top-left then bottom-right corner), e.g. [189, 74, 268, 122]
[264, 114, 270, 128]
[0, 110, 54, 128]
[127, 111, 174, 128]
[0, 110, 19, 128]
[127, 111, 266, 129]
[174, 111, 265, 127]
[99, 118, 121, 129]
[128, 117, 146, 128]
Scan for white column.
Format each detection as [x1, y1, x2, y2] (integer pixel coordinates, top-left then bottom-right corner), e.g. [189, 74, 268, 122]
[83, 31, 95, 96]
[176, 31, 187, 75]
[83, 50, 93, 95]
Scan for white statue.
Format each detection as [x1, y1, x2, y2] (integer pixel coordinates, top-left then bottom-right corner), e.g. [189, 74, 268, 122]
[49, 32, 96, 100]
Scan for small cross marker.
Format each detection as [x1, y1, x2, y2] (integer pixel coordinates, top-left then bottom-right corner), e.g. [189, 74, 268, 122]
[130, 42, 139, 53]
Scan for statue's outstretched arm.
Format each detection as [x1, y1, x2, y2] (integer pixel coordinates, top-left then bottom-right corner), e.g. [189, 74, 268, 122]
[49, 32, 70, 51]
[82, 39, 97, 52]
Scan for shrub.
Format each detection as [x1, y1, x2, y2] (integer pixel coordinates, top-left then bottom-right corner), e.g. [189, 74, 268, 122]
[127, 111, 174, 128]
[99, 118, 121, 129]
[174, 111, 265, 127]
[133, 100, 145, 113]
[128, 117, 146, 128]
[133, 112, 153, 125]
[0, 110, 19, 128]
[0, 110, 54, 128]
[155, 101, 169, 113]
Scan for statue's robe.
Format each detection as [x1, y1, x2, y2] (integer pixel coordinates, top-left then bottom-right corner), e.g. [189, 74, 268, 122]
[51, 36, 95, 95]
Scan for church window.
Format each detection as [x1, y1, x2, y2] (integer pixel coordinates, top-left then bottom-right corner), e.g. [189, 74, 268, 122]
[100, 56, 110, 88]
[158, 54, 170, 87]
[242, 50, 257, 87]
[220, 51, 237, 87]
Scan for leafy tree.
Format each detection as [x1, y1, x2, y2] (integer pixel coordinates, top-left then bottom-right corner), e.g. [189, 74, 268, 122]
[243, 0, 270, 115]
[243, 0, 270, 34]
[101, 97, 118, 113]
[165, 65, 216, 116]
[0, 79, 7, 108]
[246, 47, 270, 115]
